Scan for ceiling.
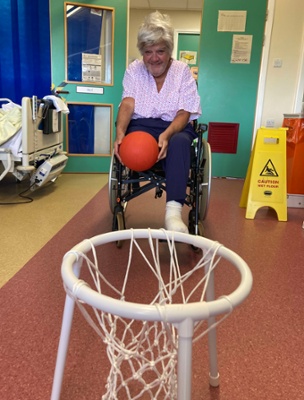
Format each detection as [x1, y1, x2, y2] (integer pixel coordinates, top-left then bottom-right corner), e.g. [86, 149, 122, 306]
[129, 0, 203, 11]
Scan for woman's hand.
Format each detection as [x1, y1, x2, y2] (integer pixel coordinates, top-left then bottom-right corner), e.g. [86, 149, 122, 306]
[114, 135, 124, 163]
[157, 110, 190, 160]
[158, 132, 169, 160]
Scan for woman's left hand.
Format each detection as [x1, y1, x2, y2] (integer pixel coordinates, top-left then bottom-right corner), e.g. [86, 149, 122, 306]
[158, 133, 169, 160]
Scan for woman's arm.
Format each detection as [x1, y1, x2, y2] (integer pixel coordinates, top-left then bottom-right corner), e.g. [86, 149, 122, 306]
[158, 109, 190, 160]
[114, 97, 135, 160]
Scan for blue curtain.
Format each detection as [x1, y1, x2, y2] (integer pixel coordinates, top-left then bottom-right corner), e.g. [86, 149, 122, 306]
[0, 0, 51, 104]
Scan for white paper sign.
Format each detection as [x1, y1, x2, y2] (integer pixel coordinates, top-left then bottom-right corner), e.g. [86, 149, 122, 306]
[82, 53, 102, 82]
[218, 10, 247, 32]
[231, 35, 253, 64]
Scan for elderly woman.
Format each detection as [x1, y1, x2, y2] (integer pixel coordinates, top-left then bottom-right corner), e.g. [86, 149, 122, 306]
[114, 11, 201, 233]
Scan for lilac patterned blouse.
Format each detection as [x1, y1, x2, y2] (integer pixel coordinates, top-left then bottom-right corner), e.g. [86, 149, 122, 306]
[122, 59, 202, 122]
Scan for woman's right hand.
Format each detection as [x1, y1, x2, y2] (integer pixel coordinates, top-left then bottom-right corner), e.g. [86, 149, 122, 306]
[114, 135, 125, 163]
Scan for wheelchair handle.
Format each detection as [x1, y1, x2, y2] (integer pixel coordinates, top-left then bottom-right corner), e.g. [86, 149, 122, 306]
[196, 123, 208, 136]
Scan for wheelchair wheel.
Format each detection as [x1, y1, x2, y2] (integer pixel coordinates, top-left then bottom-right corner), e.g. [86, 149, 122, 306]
[199, 139, 212, 221]
[108, 152, 130, 214]
[112, 206, 126, 248]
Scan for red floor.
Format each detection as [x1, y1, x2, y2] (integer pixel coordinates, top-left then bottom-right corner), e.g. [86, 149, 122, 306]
[1, 178, 304, 399]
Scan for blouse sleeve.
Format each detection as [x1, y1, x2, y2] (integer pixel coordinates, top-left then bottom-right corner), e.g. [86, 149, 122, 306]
[122, 61, 138, 99]
[178, 63, 202, 121]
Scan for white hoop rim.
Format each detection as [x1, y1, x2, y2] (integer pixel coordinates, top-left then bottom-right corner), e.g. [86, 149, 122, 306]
[61, 229, 252, 323]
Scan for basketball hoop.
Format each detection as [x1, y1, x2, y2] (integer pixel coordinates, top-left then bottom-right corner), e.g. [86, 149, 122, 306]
[51, 229, 252, 400]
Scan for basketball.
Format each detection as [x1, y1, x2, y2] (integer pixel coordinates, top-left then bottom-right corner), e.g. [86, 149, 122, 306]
[119, 131, 159, 171]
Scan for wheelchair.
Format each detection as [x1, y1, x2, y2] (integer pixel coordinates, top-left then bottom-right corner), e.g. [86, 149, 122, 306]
[108, 122, 211, 247]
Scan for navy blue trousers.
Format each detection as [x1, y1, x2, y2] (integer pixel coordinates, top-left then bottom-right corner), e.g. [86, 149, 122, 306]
[126, 118, 197, 203]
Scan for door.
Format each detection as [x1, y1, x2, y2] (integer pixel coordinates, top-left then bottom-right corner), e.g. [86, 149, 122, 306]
[198, 0, 268, 178]
[176, 32, 200, 79]
[49, 0, 128, 173]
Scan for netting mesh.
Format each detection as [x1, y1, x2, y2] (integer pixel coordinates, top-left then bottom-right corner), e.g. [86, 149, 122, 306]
[65, 230, 232, 399]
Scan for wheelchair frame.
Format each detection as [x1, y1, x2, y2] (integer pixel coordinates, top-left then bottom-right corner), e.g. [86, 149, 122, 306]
[108, 123, 211, 246]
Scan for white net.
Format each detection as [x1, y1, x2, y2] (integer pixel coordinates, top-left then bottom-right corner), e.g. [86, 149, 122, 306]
[65, 229, 233, 399]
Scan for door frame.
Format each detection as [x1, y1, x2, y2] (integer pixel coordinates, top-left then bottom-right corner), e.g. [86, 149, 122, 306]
[294, 17, 304, 113]
[173, 29, 200, 60]
[252, 0, 275, 145]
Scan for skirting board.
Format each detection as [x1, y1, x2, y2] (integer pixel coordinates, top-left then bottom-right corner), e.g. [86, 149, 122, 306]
[287, 194, 304, 208]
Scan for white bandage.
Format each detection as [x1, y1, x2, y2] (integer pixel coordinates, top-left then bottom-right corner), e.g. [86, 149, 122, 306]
[165, 200, 188, 233]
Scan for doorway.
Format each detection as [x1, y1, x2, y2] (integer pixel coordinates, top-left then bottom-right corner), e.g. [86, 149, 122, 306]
[128, 6, 202, 62]
[197, 0, 268, 178]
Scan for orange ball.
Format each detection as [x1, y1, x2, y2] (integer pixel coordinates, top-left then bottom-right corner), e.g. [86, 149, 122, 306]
[119, 131, 159, 171]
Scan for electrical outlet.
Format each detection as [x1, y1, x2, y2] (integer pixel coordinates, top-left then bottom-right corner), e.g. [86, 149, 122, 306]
[273, 58, 283, 68]
[266, 119, 275, 127]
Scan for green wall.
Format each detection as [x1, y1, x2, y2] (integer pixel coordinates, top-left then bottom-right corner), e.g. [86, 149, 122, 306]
[198, 0, 267, 177]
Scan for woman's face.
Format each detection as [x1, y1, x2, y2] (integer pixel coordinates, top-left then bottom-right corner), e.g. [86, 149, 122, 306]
[142, 42, 171, 78]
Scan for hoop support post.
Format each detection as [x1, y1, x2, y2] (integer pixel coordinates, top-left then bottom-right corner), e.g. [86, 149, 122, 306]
[51, 293, 77, 400]
[177, 317, 194, 400]
[205, 260, 220, 387]
[51, 258, 83, 400]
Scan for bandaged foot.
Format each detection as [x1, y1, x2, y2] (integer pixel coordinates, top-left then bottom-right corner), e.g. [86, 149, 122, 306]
[165, 200, 189, 233]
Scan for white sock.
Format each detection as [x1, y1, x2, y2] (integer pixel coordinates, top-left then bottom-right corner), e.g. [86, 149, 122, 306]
[165, 201, 188, 233]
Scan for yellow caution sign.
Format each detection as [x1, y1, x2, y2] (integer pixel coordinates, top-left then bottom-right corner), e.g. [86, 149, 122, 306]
[240, 127, 288, 221]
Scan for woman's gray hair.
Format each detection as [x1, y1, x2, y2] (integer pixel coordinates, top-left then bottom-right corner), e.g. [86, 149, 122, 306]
[137, 11, 174, 56]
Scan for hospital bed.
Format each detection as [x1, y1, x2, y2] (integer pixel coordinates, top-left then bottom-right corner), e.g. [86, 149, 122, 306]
[0, 96, 68, 190]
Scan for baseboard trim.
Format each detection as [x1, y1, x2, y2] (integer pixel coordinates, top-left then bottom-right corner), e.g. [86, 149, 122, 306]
[287, 194, 304, 208]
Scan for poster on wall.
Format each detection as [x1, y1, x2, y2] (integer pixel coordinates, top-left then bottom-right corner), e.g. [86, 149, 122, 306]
[217, 10, 247, 32]
[179, 51, 197, 65]
[231, 35, 253, 64]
